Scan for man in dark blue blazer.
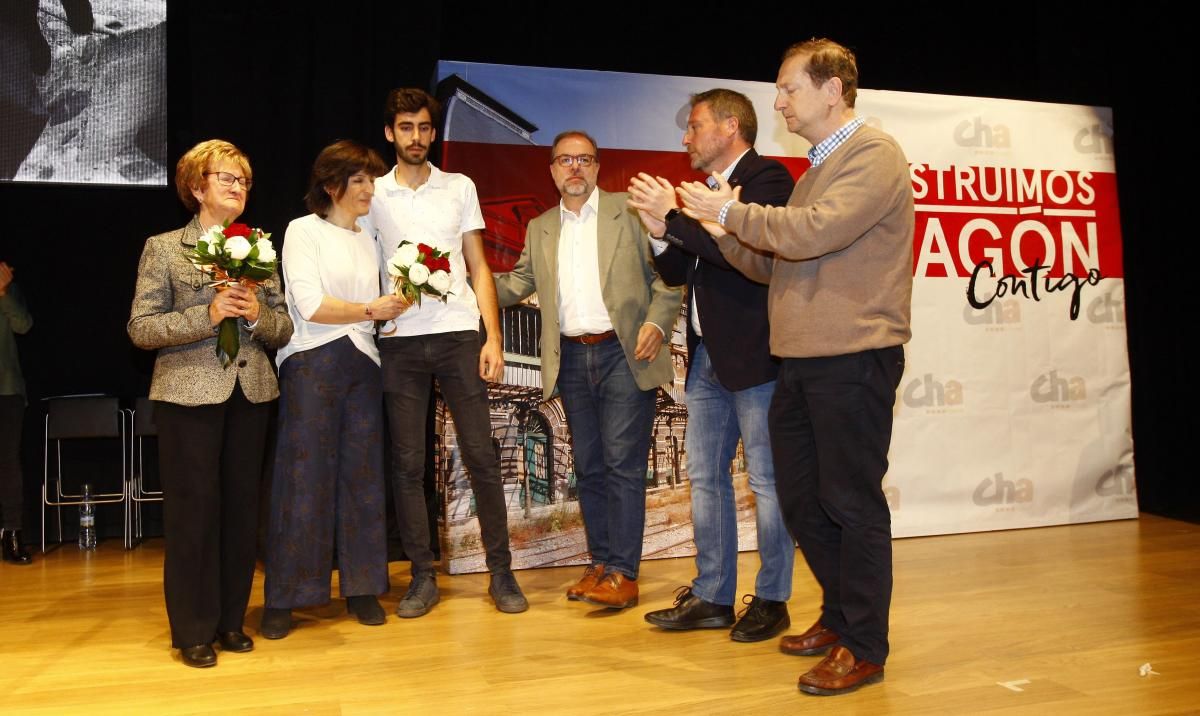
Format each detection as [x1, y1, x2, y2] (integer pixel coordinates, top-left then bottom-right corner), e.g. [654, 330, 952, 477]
[629, 89, 796, 642]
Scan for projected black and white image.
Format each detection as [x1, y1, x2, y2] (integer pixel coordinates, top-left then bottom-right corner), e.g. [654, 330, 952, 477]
[0, 0, 166, 185]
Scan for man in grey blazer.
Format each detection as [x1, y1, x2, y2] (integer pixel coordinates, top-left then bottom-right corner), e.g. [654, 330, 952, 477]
[495, 130, 682, 609]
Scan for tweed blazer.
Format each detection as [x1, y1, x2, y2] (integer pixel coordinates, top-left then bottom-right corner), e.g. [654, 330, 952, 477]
[496, 190, 683, 400]
[128, 217, 293, 406]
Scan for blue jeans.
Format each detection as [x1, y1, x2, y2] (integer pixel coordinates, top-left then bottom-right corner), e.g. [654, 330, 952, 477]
[685, 342, 793, 605]
[557, 336, 655, 580]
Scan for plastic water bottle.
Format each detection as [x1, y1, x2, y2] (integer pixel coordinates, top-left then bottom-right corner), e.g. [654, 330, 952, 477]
[79, 483, 97, 551]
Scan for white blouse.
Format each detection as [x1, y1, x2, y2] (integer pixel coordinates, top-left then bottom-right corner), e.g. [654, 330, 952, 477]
[276, 213, 383, 367]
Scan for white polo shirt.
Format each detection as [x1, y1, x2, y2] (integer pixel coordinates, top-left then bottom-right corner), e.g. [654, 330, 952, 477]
[364, 163, 487, 337]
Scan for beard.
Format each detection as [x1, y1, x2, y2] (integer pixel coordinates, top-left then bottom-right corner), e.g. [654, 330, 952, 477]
[687, 141, 723, 173]
[562, 177, 591, 197]
[396, 142, 429, 167]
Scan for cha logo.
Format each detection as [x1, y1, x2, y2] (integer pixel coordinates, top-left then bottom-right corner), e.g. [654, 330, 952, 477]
[954, 116, 1011, 149]
[902, 373, 963, 408]
[1030, 370, 1087, 403]
[1095, 467, 1135, 497]
[973, 472, 1033, 506]
[1087, 291, 1124, 324]
[1073, 123, 1113, 155]
[963, 299, 1021, 326]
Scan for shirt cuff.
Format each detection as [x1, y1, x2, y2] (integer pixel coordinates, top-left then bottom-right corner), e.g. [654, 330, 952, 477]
[648, 233, 669, 255]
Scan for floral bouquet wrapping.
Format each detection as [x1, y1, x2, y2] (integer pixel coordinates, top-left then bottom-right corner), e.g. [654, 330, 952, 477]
[185, 222, 277, 368]
[387, 241, 453, 307]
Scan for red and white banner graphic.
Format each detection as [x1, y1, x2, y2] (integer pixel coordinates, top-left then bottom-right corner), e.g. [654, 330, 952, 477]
[433, 61, 1133, 558]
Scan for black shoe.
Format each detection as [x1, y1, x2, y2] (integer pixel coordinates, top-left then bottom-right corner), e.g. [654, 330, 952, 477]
[347, 595, 387, 626]
[215, 630, 254, 652]
[180, 643, 217, 668]
[489, 571, 529, 614]
[644, 586, 735, 630]
[396, 572, 439, 618]
[260, 608, 293, 640]
[1, 529, 32, 565]
[730, 594, 790, 643]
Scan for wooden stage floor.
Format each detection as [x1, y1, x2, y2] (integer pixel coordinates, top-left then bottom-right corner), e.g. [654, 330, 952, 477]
[2, 514, 1197, 714]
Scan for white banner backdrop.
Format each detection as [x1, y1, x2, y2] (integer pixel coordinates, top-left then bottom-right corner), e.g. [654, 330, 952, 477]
[433, 61, 1135, 557]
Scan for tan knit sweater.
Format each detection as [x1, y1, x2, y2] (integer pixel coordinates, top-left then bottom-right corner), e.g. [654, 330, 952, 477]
[716, 124, 914, 358]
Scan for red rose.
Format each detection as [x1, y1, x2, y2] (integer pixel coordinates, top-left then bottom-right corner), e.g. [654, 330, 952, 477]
[417, 243, 435, 258]
[433, 257, 450, 272]
[224, 223, 252, 238]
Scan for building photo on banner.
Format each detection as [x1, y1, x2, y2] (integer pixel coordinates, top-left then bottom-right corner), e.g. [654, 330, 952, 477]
[0, 0, 166, 185]
[419, 61, 1132, 573]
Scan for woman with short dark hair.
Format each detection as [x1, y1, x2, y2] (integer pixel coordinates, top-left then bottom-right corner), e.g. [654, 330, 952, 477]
[260, 140, 406, 638]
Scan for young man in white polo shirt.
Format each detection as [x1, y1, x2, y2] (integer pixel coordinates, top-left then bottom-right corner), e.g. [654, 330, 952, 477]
[366, 88, 526, 616]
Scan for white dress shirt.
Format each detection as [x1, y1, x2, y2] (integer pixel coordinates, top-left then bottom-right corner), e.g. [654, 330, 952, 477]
[557, 188, 614, 336]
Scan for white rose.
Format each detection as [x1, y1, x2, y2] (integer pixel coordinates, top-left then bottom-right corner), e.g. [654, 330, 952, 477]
[201, 226, 224, 254]
[254, 238, 277, 262]
[407, 262, 430, 286]
[386, 259, 404, 277]
[392, 243, 420, 268]
[427, 269, 451, 294]
[225, 235, 252, 260]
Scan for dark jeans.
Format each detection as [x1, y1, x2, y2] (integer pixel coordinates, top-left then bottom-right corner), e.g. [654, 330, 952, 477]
[265, 337, 388, 608]
[769, 346, 905, 666]
[557, 336, 656, 580]
[379, 330, 511, 575]
[0, 394, 24, 530]
[155, 383, 269, 648]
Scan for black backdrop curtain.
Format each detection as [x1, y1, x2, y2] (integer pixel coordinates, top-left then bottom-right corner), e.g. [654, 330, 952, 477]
[2, 3, 1193, 532]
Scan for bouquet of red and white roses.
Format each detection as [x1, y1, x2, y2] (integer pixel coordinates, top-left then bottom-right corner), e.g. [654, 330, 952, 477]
[387, 240, 453, 307]
[185, 222, 277, 368]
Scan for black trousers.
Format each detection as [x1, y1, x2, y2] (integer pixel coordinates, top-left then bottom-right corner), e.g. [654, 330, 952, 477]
[379, 331, 512, 575]
[0, 394, 24, 531]
[155, 384, 269, 647]
[769, 346, 905, 666]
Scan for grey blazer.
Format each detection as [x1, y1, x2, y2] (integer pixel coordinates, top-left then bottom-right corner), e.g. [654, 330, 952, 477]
[496, 190, 683, 400]
[128, 217, 293, 406]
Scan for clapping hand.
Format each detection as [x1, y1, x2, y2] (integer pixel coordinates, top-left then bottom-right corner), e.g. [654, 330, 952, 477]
[677, 172, 741, 225]
[628, 173, 677, 237]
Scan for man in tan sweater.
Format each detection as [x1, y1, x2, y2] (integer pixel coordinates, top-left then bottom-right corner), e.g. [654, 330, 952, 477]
[678, 38, 913, 696]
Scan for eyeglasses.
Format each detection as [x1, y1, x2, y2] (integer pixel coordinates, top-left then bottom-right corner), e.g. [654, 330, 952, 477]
[204, 171, 253, 190]
[550, 154, 597, 168]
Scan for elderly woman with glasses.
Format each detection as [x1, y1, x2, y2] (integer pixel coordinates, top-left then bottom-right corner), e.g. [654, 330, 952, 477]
[128, 139, 293, 668]
[259, 140, 406, 638]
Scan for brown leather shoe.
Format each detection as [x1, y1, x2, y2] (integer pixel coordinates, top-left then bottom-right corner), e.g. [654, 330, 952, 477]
[797, 646, 884, 695]
[780, 620, 840, 656]
[578, 571, 638, 609]
[566, 563, 605, 601]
